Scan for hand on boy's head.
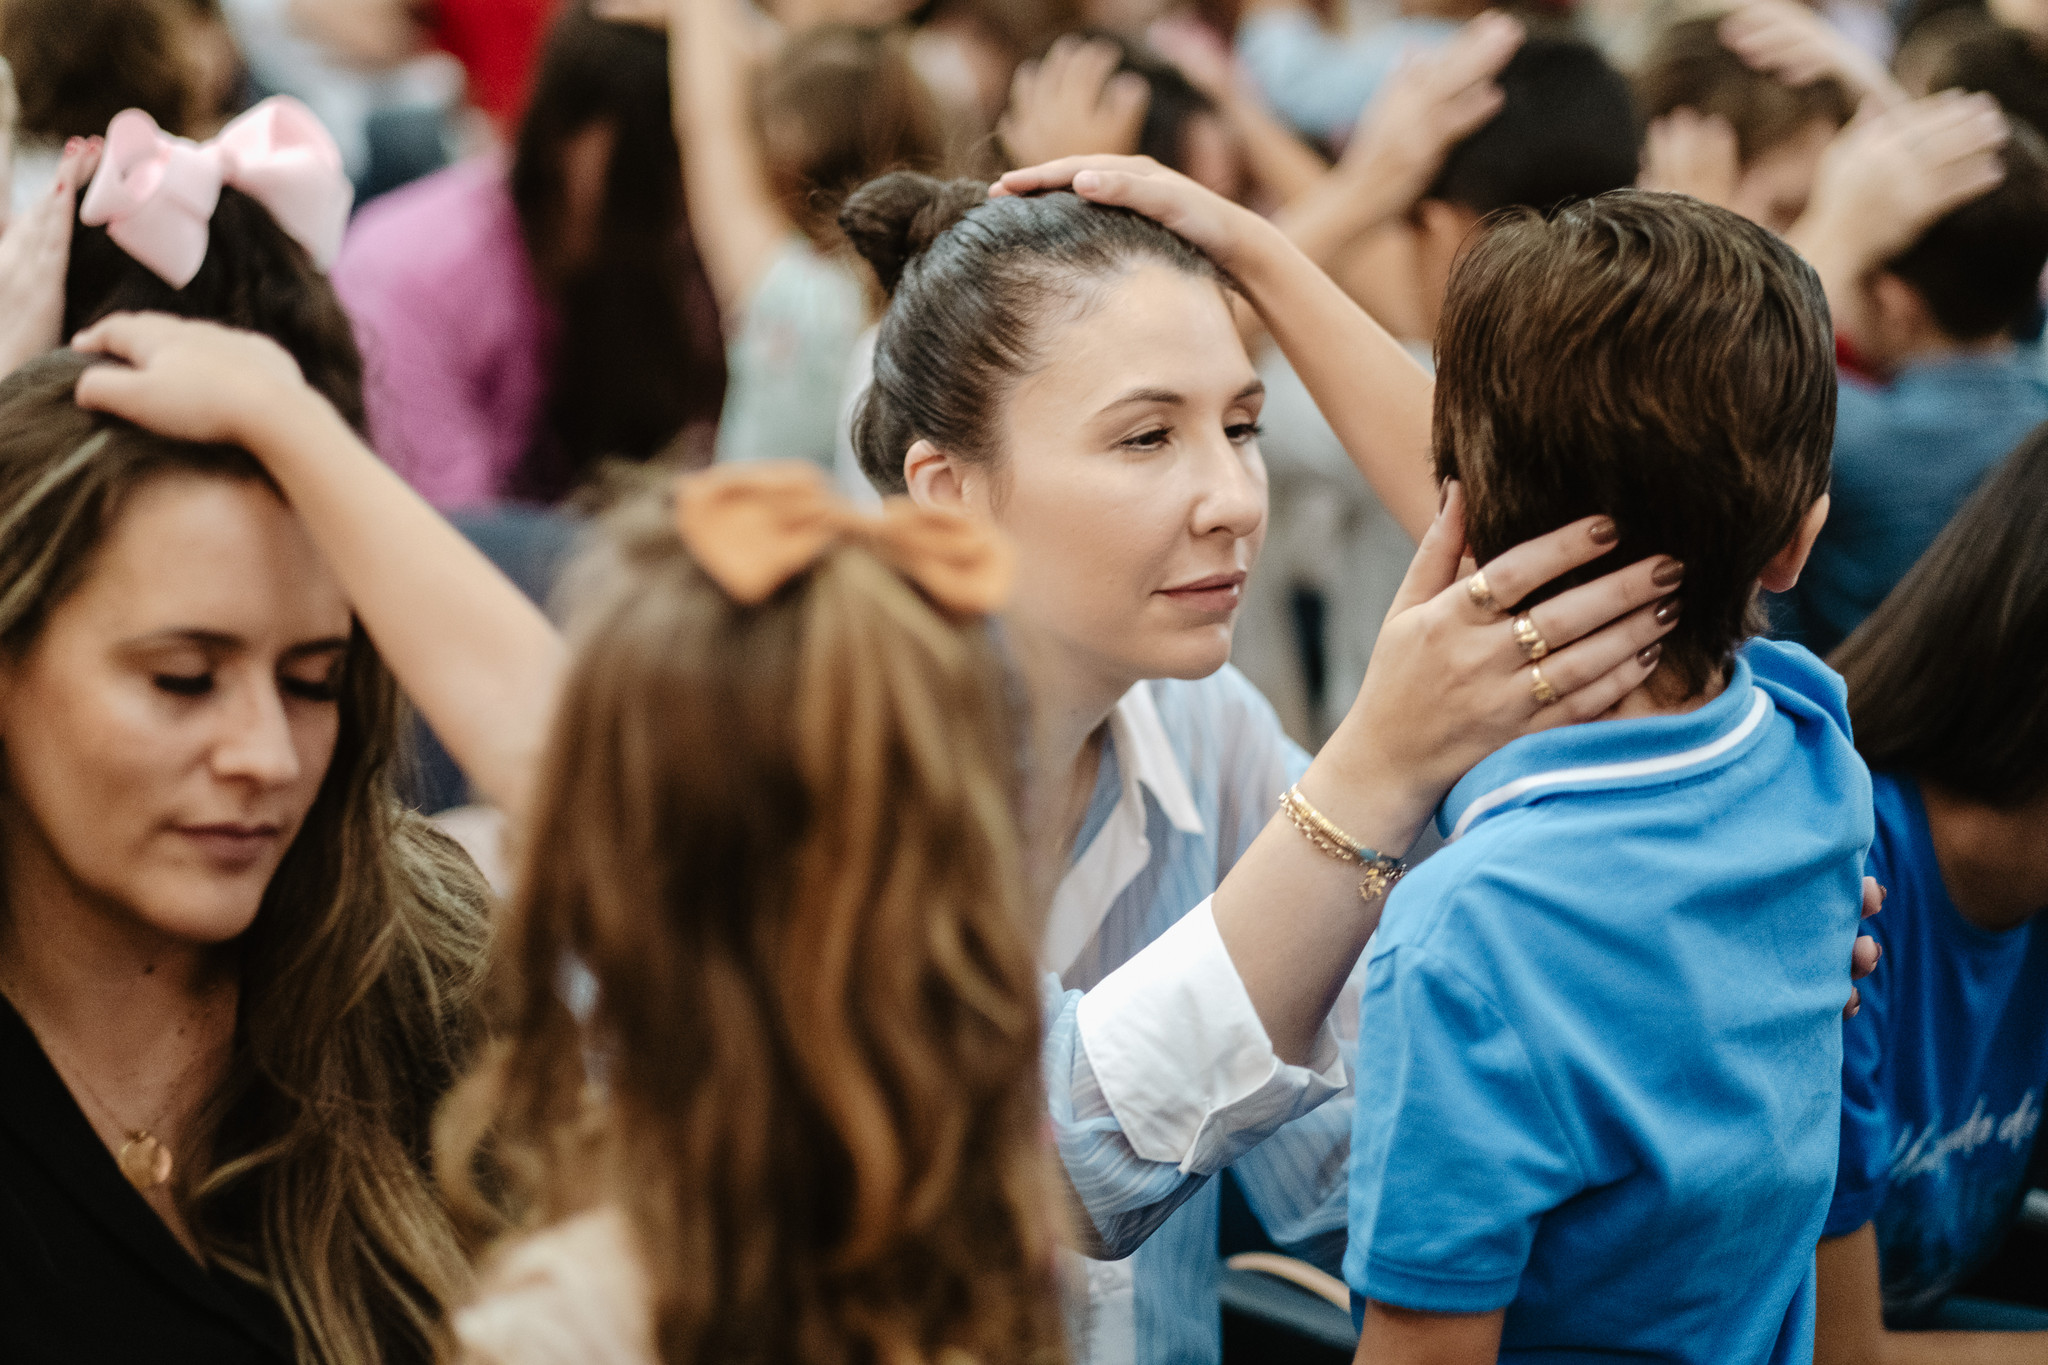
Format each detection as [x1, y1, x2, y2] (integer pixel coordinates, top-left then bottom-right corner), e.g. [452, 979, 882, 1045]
[1793, 92, 2009, 271]
[1640, 109, 1742, 212]
[998, 37, 1151, 170]
[1718, 0, 1904, 108]
[71, 313, 313, 449]
[1337, 12, 1522, 212]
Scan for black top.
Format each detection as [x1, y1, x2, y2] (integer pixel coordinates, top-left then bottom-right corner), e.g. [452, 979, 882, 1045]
[0, 994, 294, 1365]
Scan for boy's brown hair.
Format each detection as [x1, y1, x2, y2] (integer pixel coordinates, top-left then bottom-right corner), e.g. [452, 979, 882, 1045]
[1434, 191, 1837, 696]
[1636, 17, 1855, 166]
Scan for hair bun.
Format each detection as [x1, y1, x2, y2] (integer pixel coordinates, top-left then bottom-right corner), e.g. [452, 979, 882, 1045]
[840, 172, 986, 295]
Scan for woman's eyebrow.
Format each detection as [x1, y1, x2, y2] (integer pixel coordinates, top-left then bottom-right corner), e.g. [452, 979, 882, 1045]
[1100, 386, 1185, 413]
[281, 638, 352, 662]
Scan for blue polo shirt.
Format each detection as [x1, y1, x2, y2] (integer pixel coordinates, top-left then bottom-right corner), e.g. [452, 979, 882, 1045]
[1345, 639, 1873, 1362]
[1824, 772, 2048, 1323]
[1770, 354, 2048, 656]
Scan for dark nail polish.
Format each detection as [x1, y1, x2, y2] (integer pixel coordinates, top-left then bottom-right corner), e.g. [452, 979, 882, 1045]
[1589, 517, 1618, 545]
[1654, 595, 1681, 624]
[1652, 558, 1685, 586]
[1637, 642, 1662, 666]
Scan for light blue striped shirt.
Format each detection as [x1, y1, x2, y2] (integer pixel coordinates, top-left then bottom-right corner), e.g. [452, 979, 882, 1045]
[1041, 666, 1357, 1365]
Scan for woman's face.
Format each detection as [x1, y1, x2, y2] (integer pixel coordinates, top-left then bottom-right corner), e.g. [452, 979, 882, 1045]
[974, 263, 1267, 692]
[0, 474, 351, 951]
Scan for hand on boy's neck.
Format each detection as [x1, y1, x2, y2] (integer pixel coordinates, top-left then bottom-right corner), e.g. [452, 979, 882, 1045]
[1919, 780, 2048, 934]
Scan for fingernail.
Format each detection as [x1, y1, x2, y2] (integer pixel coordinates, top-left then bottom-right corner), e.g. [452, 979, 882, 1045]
[1637, 641, 1662, 667]
[1589, 516, 1618, 545]
[1878, 884, 1888, 904]
[1652, 557, 1685, 586]
[1872, 942, 1883, 962]
[1654, 595, 1681, 624]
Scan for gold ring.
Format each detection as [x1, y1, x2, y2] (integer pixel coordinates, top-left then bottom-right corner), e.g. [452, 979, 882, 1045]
[1512, 613, 1550, 661]
[1466, 570, 1504, 615]
[1529, 663, 1559, 706]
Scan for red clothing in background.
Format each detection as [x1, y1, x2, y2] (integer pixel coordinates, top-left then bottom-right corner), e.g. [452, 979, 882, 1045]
[434, 0, 558, 127]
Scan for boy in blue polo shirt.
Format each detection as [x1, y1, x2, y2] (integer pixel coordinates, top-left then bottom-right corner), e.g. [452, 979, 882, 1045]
[1343, 193, 1874, 1364]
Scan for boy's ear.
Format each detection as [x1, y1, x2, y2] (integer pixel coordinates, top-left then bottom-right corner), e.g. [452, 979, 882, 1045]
[1759, 494, 1831, 593]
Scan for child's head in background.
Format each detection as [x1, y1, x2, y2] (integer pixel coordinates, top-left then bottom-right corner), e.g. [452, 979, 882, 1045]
[1435, 191, 1837, 700]
[1636, 15, 1855, 232]
[1412, 35, 1643, 337]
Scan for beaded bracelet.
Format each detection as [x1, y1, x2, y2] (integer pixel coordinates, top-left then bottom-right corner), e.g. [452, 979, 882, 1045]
[1279, 785, 1408, 902]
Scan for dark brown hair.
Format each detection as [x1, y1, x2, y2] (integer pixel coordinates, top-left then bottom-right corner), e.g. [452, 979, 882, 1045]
[509, 6, 729, 501]
[1427, 35, 1641, 215]
[0, 0, 193, 140]
[66, 188, 369, 431]
[0, 351, 492, 1365]
[1833, 419, 2048, 806]
[1635, 17, 1855, 167]
[1923, 17, 2048, 140]
[842, 173, 1227, 493]
[438, 490, 1065, 1365]
[755, 24, 949, 251]
[1884, 120, 2048, 341]
[1434, 191, 1836, 696]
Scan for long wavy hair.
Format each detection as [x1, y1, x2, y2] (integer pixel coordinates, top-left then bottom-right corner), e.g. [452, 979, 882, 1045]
[439, 489, 1065, 1365]
[0, 352, 492, 1365]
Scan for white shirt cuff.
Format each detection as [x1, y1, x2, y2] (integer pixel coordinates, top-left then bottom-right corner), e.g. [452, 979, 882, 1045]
[1075, 898, 1347, 1175]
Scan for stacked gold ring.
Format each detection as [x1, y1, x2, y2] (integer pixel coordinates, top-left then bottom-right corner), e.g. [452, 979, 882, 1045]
[1512, 613, 1550, 661]
[1466, 570, 1504, 615]
[1529, 665, 1560, 706]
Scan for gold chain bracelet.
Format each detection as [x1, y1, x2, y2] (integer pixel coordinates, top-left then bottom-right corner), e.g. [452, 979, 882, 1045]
[1279, 785, 1407, 902]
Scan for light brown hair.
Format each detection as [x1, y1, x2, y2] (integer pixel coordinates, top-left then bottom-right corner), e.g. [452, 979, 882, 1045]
[0, 351, 491, 1364]
[755, 25, 950, 251]
[0, 0, 196, 140]
[1434, 191, 1836, 696]
[439, 490, 1066, 1365]
[1635, 16, 1854, 166]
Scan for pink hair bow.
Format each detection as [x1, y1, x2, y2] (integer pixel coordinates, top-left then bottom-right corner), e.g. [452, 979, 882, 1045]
[79, 97, 354, 290]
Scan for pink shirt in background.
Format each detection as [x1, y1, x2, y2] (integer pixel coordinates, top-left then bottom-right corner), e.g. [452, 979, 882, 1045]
[333, 158, 557, 510]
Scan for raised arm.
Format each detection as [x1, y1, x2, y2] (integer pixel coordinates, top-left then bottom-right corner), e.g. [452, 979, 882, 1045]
[72, 313, 565, 822]
[1785, 92, 2009, 351]
[668, 0, 792, 315]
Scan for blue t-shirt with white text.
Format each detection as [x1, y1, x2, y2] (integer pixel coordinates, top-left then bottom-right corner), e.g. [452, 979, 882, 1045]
[1345, 640, 1873, 1363]
[1823, 771, 2048, 1322]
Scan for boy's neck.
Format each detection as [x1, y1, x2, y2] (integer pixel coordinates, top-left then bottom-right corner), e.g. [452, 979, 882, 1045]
[1871, 329, 2013, 379]
[1596, 664, 1726, 724]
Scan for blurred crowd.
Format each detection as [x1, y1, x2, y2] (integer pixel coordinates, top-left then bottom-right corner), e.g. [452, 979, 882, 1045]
[4, 0, 2041, 754]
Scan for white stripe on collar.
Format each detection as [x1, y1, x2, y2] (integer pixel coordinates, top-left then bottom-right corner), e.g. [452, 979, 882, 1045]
[1448, 689, 1772, 843]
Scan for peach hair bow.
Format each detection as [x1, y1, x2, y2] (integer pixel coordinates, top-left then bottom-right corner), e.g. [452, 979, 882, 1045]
[674, 462, 1015, 615]
[79, 97, 354, 290]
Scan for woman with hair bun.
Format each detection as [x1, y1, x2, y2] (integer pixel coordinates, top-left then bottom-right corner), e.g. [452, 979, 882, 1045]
[837, 165, 1687, 1363]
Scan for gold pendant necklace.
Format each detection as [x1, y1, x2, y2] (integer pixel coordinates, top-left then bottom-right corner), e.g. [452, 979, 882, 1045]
[2, 984, 218, 1193]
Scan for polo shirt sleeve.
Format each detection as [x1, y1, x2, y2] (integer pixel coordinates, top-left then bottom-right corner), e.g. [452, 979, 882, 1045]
[1347, 943, 1586, 1314]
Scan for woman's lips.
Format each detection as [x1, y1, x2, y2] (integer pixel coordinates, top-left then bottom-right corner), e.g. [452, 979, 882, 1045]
[174, 823, 284, 869]
[1157, 571, 1247, 614]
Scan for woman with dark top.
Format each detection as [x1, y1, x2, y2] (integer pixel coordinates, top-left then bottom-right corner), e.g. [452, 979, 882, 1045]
[0, 352, 493, 1362]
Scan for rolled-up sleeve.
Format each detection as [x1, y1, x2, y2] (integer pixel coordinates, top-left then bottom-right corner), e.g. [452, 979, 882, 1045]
[1078, 898, 1345, 1174]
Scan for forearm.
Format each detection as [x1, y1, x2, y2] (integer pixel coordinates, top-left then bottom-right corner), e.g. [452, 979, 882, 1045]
[1271, 161, 1408, 275]
[1230, 212, 1438, 538]
[245, 392, 565, 818]
[1783, 221, 1874, 350]
[1229, 95, 1330, 206]
[1211, 722, 1435, 1063]
[672, 0, 787, 311]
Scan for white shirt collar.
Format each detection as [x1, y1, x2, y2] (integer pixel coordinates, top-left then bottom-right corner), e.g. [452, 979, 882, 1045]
[1040, 683, 1206, 976]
